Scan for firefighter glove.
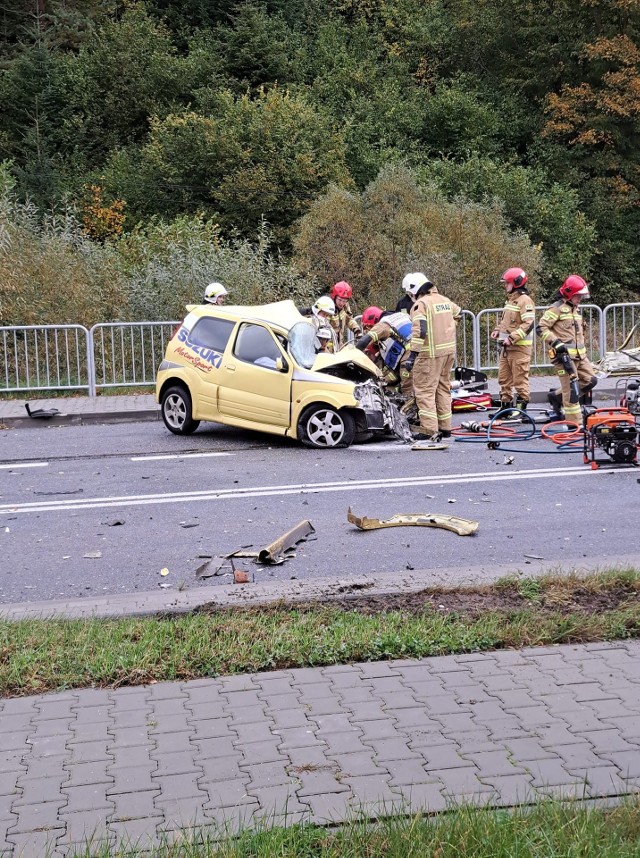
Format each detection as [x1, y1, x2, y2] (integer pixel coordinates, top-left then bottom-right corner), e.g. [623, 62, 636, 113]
[553, 341, 568, 356]
[402, 354, 417, 374]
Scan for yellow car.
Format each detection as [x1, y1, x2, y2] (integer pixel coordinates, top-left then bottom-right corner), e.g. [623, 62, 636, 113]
[156, 300, 407, 448]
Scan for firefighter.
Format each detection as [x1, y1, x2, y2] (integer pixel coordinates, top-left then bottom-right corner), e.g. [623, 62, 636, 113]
[315, 326, 333, 353]
[490, 267, 536, 417]
[537, 274, 597, 424]
[395, 277, 415, 314]
[401, 273, 462, 442]
[329, 281, 362, 347]
[203, 282, 228, 305]
[355, 306, 413, 398]
[307, 296, 338, 351]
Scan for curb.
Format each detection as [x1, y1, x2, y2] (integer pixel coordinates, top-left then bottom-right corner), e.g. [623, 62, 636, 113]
[0, 388, 619, 429]
[0, 409, 160, 429]
[2, 552, 640, 621]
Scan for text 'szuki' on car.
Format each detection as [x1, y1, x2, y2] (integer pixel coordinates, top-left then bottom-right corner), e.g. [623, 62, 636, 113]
[156, 300, 411, 449]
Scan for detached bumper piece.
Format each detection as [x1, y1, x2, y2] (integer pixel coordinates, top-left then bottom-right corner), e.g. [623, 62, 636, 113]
[257, 519, 316, 564]
[347, 507, 478, 536]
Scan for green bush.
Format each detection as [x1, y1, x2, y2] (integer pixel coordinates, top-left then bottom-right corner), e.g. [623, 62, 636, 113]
[293, 163, 542, 313]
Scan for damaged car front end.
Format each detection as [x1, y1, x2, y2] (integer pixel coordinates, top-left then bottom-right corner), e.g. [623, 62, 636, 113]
[289, 323, 412, 446]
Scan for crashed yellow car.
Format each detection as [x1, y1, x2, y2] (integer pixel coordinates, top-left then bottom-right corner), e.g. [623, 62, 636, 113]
[156, 300, 408, 449]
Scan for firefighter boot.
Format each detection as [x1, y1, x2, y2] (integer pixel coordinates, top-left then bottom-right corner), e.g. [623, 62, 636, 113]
[546, 389, 565, 422]
[515, 399, 529, 421]
[499, 398, 520, 420]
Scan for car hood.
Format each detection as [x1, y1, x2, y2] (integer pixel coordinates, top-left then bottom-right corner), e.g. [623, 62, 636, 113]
[312, 344, 381, 378]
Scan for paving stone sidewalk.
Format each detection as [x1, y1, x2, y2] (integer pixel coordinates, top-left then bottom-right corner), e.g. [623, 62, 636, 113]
[2, 640, 640, 857]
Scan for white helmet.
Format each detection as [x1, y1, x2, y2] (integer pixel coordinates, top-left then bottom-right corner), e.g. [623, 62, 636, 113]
[402, 272, 432, 297]
[316, 326, 332, 340]
[204, 282, 228, 303]
[312, 296, 335, 318]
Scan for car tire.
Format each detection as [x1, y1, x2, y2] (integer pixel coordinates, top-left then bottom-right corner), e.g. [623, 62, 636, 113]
[298, 405, 356, 449]
[161, 385, 200, 435]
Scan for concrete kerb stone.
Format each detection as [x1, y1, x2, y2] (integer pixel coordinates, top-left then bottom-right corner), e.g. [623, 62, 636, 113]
[0, 378, 621, 428]
[3, 554, 640, 623]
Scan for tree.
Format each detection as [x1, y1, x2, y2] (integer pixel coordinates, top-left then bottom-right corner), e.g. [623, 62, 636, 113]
[419, 155, 596, 299]
[541, 11, 640, 297]
[54, 5, 191, 162]
[104, 87, 351, 244]
[293, 163, 542, 312]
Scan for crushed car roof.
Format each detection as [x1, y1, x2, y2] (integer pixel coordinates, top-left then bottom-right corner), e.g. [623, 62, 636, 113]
[186, 299, 305, 332]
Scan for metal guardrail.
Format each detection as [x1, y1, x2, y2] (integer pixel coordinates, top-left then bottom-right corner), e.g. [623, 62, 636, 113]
[90, 322, 179, 396]
[603, 303, 640, 351]
[0, 325, 91, 393]
[0, 304, 636, 394]
[476, 304, 604, 371]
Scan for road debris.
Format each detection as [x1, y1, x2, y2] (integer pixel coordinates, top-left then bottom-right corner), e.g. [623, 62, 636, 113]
[160, 567, 169, 576]
[25, 403, 60, 419]
[234, 570, 250, 584]
[347, 507, 478, 536]
[411, 443, 449, 451]
[257, 519, 316, 564]
[104, 519, 125, 527]
[195, 520, 316, 579]
[83, 551, 102, 559]
[523, 553, 544, 560]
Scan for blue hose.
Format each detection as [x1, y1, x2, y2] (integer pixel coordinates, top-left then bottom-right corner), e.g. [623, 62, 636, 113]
[454, 407, 582, 453]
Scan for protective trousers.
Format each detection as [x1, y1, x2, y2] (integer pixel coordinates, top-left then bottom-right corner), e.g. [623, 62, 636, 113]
[498, 346, 531, 403]
[413, 353, 454, 434]
[554, 355, 596, 422]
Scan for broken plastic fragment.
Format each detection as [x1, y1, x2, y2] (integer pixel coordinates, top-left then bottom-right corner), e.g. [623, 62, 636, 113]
[160, 567, 169, 577]
[347, 507, 478, 536]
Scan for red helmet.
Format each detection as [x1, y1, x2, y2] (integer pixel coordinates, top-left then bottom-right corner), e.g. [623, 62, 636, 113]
[330, 281, 352, 300]
[500, 267, 528, 289]
[559, 274, 589, 301]
[362, 306, 383, 329]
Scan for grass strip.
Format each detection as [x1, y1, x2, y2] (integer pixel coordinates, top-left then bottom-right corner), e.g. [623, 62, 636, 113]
[69, 799, 640, 857]
[1, 570, 639, 697]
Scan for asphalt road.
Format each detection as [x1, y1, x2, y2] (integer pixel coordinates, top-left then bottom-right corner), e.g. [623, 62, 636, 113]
[0, 418, 638, 604]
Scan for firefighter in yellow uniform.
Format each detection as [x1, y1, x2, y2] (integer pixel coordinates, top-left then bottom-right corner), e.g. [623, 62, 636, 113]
[355, 306, 414, 398]
[490, 267, 536, 417]
[401, 273, 462, 442]
[328, 281, 362, 348]
[537, 274, 597, 424]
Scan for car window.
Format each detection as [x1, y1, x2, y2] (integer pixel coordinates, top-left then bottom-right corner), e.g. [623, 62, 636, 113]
[289, 321, 316, 369]
[234, 323, 283, 370]
[189, 317, 235, 352]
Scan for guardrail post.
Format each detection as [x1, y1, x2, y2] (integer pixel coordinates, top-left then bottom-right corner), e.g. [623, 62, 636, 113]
[87, 326, 96, 397]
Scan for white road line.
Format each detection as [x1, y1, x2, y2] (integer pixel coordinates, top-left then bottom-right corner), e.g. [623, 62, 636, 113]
[0, 465, 633, 515]
[130, 452, 232, 461]
[0, 462, 48, 470]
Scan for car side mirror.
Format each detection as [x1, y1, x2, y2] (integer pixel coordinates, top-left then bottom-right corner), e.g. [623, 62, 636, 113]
[276, 357, 288, 372]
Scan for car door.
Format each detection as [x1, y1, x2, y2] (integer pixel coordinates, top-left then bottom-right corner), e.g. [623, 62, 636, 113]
[218, 322, 292, 428]
[175, 315, 236, 420]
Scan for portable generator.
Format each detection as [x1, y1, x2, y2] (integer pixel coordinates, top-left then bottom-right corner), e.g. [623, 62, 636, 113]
[583, 406, 639, 469]
[617, 377, 640, 417]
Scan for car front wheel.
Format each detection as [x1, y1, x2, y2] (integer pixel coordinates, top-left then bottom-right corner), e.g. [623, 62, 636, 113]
[161, 385, 200, 435]
[298, 405, 356, 449]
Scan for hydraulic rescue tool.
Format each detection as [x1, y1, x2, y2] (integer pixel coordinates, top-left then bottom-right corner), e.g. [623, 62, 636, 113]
[582, 406, 639, 469]
[554, 348, 581, 404]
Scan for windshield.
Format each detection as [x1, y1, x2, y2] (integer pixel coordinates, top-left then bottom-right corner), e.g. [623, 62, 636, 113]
[289, 321, 317, 369]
